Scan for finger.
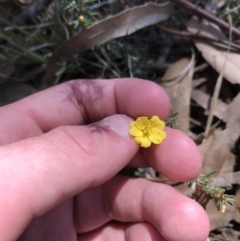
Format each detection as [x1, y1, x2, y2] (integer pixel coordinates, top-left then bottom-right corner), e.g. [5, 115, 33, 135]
[0, 115, 139, 240]
[18, 199, 75, 241]
[74, 176, 210, 241]
[130, 128, 202, 181]
[79, 222, 166, 241]
[0, 78, 169, 144]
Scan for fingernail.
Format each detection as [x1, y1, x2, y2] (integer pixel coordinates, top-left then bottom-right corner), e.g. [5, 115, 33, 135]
[101, 114, 133, 138]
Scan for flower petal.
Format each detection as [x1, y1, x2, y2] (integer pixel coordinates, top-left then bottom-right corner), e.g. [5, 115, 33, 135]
[138, 117, 150, 128]
[149, 128, 166, 144]
[150, 116, 165, 129]
[129, 126, 143, 137]
[132, 119, 143, 130]
[135, 136, 151, 148]
[220, 204, 226, 213]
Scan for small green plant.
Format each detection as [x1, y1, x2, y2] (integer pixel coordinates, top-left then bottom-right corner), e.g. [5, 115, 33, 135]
[60, 0, 80, 11]
[60, 0, 98, 28]
[189, 171, 235, 213]
[165, 112, 178, 128]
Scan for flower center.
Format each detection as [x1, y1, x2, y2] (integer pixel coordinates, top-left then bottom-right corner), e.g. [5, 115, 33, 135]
[143, 125, 152, 137]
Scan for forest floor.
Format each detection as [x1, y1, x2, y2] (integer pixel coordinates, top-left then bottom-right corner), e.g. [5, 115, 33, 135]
[0, 0, 240, 240]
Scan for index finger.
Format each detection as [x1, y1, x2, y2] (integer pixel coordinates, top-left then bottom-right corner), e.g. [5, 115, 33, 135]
[1, 78, 169, 138]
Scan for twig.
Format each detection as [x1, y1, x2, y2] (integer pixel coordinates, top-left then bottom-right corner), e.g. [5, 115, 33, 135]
[193, 120, 221, 144]
[222, 4, 240, 17]
[94, 51, 121, 78]
[99, 46, 121, 77]
[87, 0, 116, 11]
[29, 42, 55, 51]
[194, 63, 209, 73]
[156, 25, 240, 52]
[171, 0, 240, 39]
[4, 22, 54, 31]
[127, 54, 133, 78]
[204, 13, 232, 137]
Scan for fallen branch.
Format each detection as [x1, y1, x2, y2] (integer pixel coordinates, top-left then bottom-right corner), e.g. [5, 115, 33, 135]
[171, 0, 240, 39]
[156, 25, 240, 52]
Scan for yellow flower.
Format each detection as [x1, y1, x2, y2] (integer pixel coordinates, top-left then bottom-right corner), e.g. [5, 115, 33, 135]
[129, 116, 166, 148]
[78, 15, 85, 22]
[220, 204, 226, 213]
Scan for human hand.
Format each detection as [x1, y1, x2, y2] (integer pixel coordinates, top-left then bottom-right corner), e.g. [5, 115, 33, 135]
[0, 78, 209, 241]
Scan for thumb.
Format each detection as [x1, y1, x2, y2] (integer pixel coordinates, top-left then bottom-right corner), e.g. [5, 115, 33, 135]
[0, 114, 138, 241]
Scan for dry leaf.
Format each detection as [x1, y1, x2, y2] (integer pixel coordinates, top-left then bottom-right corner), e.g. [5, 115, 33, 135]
[192, 78, 207, 88]
[199, 94, 240, 229]
[45, 3, 173, 84]
[191, 89, 228, 120]
[206, 0, 228, 12]
[198, 131, 215, 160]
[235, 188, 240, 209]
[187, 18, 240, 84]
[199, 92, 240, 174]
[160, 57, 194, 133]
[213, 171, 240, 186]
[207, 201, 240, 230]
[222, 92, 240, 127]
[201, 129, 235, 174]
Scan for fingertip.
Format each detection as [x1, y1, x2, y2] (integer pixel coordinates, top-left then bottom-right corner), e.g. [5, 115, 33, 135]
[142, 181, 210, 241]
[147, 128, 202, 181]
[182, 200, 210, 241]
[161, 196, 210, 241]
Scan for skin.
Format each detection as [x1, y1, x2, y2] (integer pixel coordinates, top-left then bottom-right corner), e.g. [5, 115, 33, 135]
[0, 78, 210, 241]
